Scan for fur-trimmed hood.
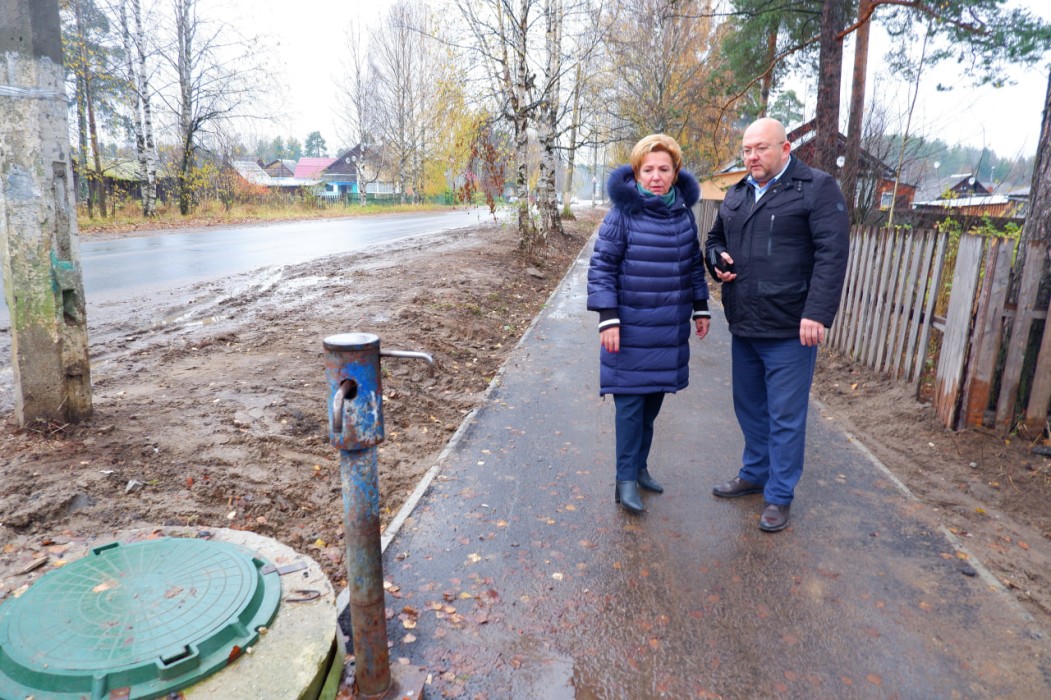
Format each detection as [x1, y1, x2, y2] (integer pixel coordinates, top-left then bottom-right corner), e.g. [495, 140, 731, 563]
[606, 164, 700, 214]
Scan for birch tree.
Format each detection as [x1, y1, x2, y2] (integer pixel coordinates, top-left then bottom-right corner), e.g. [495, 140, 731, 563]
[536, 0, 563, 236]
[64, 0, 112, 218]
[337, 20, 381, 205]
[371, 1, 420, 203]
[114, 0, 159, 216]
[163, 0, 268, 215]
[456, 0, 540, 250]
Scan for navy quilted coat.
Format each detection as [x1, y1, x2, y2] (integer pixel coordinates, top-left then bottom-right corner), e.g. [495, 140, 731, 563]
[587, 164, 708, 396]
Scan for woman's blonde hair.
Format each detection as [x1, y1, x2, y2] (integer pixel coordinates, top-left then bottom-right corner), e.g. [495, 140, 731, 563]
[630, 134, 683, 182]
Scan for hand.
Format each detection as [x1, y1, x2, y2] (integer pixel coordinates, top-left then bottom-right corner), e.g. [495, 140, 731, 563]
[695, 317, 710, 339]
[800, 318, 825, 346]
[600, 326, 620, 353]
[715, 252, 736, 282]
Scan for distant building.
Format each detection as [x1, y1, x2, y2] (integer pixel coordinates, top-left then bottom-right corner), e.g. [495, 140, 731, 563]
[262, 159, 297, 179]
[699, 119, 915, 214]
[911, 173, 1026, 219]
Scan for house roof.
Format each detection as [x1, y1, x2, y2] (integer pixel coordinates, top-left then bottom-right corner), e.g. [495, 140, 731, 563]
[913, 194, 1010, 208]
[263, 159, 297, 175]
[294, 157, 337, 179]
[231, 159, 272, 185]
[785, 120, 896, 179]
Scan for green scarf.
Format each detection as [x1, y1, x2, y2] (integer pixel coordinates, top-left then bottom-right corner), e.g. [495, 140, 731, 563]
[637, 182, 676, 207]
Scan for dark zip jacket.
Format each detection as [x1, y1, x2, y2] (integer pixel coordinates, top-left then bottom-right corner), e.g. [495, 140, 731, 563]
[705, 156, 849, 338]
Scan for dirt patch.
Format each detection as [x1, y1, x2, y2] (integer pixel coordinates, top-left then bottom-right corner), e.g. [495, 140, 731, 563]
[2, 207, 1050, 628]
[0, 211, 598, 596]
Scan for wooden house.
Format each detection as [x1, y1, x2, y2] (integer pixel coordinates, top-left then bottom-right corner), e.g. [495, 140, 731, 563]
[262, 159, 296, 178]
[911, 174, 1025, 219]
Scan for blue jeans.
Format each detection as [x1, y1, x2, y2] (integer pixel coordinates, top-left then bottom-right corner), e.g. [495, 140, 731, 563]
[731, 336, 817, 505]
[613, 393, 665, 482]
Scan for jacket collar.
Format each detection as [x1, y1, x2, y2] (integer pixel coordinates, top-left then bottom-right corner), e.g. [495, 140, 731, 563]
[608, 164, 700, 215]
[735, 155, 813, 192]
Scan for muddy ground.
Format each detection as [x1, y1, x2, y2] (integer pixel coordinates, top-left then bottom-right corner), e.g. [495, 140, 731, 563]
[1, 206, 1050, 630]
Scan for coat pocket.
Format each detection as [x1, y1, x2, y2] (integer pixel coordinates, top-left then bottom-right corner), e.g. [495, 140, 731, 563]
[757, 279, 809, 327]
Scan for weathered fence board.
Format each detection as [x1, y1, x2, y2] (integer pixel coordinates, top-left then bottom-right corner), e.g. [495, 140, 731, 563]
[866, 231, 897, 367]
[889, 233, 923, 378]
[872, 230, 902, 370]
[1025, 311, 1051, 435]
[831, 226, 1047, 437]
[933, 235, 986, 428]
[995, 241, 1046, 432]
[831, 231, 863, 348]
[958, 238, 1012, 429]
[909, 231, 947, 386]
[851, 228, 879, 360]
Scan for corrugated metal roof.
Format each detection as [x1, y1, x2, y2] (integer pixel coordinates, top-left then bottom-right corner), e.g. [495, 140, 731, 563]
[231, 160, 271, 185]
[913, 194, 1010, 208]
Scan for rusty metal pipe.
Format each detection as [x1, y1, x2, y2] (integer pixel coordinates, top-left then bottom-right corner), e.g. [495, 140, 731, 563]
[323, 332, 432, 698]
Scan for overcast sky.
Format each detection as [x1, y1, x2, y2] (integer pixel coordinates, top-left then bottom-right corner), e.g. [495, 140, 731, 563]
[221, 0, 1050, 160]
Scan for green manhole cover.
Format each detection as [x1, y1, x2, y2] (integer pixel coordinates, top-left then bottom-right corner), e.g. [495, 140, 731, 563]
[0, 537, 281, 699]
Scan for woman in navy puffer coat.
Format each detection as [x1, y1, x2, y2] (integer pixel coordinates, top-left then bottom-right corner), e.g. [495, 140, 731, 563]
[587, 134, 711, 514]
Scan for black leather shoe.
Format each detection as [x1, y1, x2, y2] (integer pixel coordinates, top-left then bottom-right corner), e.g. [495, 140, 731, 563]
[759, 503, 790, 532]
[636, 468, 664, 494]
[614, 480, 645, 514]
[712, 476, 763, 498]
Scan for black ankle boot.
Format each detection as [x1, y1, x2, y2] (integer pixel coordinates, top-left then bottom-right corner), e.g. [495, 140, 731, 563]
[637, 468, 664, 494]
[614, 480, 645, 514]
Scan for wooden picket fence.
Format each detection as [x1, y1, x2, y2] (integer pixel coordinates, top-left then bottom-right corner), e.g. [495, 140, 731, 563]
[828, 226, 1051, 437]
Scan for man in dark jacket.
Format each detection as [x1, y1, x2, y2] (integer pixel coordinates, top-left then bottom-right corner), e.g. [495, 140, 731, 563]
[705, 117, 849, 532]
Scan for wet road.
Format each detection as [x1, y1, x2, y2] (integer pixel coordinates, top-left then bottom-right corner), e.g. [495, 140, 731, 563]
[0, 208, 490, 327]
[377, 238, 1051, 698]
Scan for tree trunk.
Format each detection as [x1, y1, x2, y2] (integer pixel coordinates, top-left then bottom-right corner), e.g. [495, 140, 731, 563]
[886, 25, 930, 229]
[814, 0, 846, 175]
[76, 73, 91, 218]
[1014, 68, 1051, 305]
[759, 26, 778, 117]
[131, 0, 157, 217]
[176, 0, 195, 215]
[842, 0, 872, 224]
[74, 0, 107, 219]
[537, 0, 563, 237]
[561, 63, 582, 217]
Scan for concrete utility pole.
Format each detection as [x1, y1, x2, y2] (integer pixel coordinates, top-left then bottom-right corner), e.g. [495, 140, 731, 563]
[1, 0, 92, 426]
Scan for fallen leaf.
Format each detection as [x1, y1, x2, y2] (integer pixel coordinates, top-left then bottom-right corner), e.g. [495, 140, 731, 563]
[551, 572, 564, 581]
[92, 579, 119, 593]
[402, 633, 417, 643]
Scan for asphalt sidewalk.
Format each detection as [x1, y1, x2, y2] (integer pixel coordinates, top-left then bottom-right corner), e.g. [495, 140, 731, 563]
[379, 235, 1051, 699]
